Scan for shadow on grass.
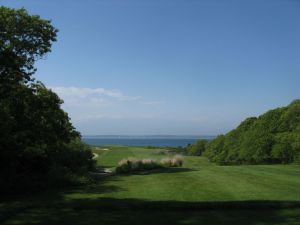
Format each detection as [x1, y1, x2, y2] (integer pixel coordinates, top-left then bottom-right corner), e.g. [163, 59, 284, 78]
[0, 176, 122, 224]
[63, 177, 124, 196]
[2, 197, 300, 225]
[117, 167, 197, 176]
[69, 198, 300, 210]
[1, 175, 300, 225]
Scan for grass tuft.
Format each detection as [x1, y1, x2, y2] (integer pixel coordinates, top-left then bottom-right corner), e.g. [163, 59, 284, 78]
[116, 155, 184, 174]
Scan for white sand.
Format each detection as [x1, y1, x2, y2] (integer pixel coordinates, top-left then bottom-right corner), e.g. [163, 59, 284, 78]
[92, 153, 99, 159]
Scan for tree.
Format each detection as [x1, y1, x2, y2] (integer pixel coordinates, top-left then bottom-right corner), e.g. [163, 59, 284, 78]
[0, 7, 57, 85]
[186, 139, 208, 156]
[204, 100, 300, 165]
[0, 7, 95, 193]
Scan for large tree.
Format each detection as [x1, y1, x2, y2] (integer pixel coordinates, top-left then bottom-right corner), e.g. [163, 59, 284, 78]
[0, 7, 57, 84]
[0, 7, 95, 193]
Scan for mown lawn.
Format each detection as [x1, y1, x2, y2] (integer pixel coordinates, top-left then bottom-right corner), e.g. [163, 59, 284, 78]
[84, 145, 300, 201]
[1, 145, 300, 225]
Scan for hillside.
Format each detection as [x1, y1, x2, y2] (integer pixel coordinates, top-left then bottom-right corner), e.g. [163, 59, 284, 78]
[204, 100, 300, 164]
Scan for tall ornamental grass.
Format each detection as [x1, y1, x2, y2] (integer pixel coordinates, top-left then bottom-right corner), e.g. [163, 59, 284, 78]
[116, 155, 183, 174]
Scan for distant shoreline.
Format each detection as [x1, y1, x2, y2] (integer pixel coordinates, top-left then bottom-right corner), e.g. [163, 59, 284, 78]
[82, 136, 216, 147]
[82, 135, 216, 140]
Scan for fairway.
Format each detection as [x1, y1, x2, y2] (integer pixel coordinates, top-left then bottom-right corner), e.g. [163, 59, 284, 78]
[76, 146, 300, 202]
[1, 146, 300, 225]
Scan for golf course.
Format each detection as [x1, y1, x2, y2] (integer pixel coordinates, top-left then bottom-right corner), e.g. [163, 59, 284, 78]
[1, 145, 300, 225]
[1, 2, 300, 225]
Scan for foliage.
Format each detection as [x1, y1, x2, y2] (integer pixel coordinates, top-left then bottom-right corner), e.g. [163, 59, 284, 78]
[167, 146, 187, 154]
[0, 7, 57, 84]
[146, 146, 186, 155]
[186, 139, 208, 156]
[115, 155, 183, 174]
[115, 158, 162, 174]
[0, 6, 95, 193]
[204, 100, 300, 165]
[160, 155, 183, 167]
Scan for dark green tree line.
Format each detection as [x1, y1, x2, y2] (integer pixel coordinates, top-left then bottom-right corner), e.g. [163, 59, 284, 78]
[203, 100, 300, 165]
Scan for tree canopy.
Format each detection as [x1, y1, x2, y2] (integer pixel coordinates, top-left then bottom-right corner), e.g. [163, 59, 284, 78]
[0, 7, 57, 84]
[203, 100, 300, 165]
[0, 7, 95, 193]
[186, 139, 208, 156]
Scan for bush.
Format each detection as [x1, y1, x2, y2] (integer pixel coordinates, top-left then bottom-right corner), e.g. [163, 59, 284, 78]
[141, 159, 158, 170]
[186, 140, 208, 156]
[172, 155, 183, 167]
[160, 155, 183, 167]
[160, 158, 172, 167]
[115, 159, 132, 174]
[116, 155, 184, 174]
[116, 158, 162, 174]
[0, 139, 96, 194]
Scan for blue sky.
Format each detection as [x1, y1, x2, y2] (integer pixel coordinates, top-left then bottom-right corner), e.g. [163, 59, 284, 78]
[2, 0, 300, 135]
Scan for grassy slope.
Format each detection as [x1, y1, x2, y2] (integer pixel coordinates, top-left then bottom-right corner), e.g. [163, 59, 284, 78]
[1, 146, 300, 225]
[72, 145, 300, 201]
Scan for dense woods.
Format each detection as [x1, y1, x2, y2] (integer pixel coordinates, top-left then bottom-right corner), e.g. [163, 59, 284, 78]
[193, 100, 300, 165]
[0, 7, 95, 193]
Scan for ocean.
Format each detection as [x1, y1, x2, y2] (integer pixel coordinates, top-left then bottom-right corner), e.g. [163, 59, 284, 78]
[82, 135, 215, 147]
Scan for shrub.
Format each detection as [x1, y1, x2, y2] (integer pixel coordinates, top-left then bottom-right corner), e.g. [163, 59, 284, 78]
[186, 140, 208, 156]
[115, 159, 132, 174]
[116, 158, 162, 174]
[130, 158, 142, 170]
[161, 155, 183, 167]
[142, 159, 159, 170]
[160, 158, 172, 167]
[172, 155, 183, 167]
[116, 155, 184, 174]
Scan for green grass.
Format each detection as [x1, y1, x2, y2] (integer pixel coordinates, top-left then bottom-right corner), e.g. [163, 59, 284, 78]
[1, 145, 300, 225]
[82, 146, 300, 202]
[93, 145, 166, 168]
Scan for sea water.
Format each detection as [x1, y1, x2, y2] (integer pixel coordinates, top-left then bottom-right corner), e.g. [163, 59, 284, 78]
[82, 135, 215, 147]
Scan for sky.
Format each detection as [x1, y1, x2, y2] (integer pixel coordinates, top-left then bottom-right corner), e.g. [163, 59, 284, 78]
[1, 0, 300, 135]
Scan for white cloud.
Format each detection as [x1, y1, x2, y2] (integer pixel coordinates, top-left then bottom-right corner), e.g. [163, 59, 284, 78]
[49, 86, 163, 123]
[50, 86, 142, 102]
[76, 114, 157, 121]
